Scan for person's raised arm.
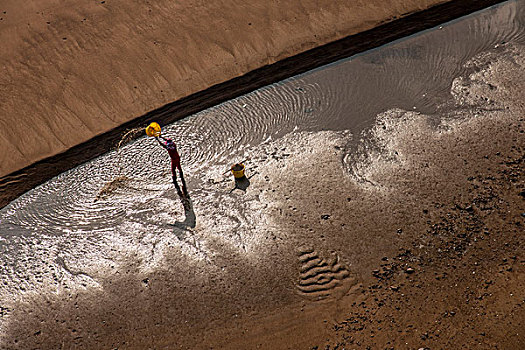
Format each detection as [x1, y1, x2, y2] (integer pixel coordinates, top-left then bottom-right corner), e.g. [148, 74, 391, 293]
[155, 137, 167, 149]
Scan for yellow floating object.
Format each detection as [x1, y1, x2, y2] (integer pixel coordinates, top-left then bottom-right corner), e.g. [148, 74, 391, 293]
[145, 122, 162, 137]
[231, 163, 245, 179]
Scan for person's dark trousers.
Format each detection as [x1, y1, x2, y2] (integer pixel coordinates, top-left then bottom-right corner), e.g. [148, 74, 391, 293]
[172, 166, 188, 198]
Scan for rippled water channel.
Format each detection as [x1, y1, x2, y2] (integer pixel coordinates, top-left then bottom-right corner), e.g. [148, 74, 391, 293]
[1, 0, 524, 311]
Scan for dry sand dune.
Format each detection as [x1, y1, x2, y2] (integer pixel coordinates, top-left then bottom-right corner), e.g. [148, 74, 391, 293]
[0, 0, 451, 178]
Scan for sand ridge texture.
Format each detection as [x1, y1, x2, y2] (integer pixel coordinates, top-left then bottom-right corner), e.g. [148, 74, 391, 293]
[0, 0, 454, 178]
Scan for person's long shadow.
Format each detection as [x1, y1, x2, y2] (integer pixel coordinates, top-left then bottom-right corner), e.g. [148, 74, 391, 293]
[167, 196, 202, 252]
[169, 196, 196, 231]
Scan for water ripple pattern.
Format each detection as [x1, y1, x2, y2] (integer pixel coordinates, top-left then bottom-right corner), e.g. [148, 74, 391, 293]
[292, 0, 525, 130]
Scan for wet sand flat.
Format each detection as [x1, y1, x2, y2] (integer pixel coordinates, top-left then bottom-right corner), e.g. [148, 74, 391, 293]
[1, 39, 523, 349]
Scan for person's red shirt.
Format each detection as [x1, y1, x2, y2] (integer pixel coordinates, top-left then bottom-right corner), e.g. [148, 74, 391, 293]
[164, 139, 181, 168]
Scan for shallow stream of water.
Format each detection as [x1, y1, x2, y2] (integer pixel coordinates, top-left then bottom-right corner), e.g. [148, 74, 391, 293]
[0, 0, 524, 312]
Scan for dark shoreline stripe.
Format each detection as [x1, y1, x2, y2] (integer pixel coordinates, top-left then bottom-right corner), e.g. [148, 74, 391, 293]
[0, 0, 507, 208]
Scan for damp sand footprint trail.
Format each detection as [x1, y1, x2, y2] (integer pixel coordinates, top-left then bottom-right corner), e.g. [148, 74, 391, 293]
[297, 248, 358, 300]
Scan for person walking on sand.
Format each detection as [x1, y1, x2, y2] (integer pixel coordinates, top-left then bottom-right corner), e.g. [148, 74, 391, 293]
[155, 135, 189, 200]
